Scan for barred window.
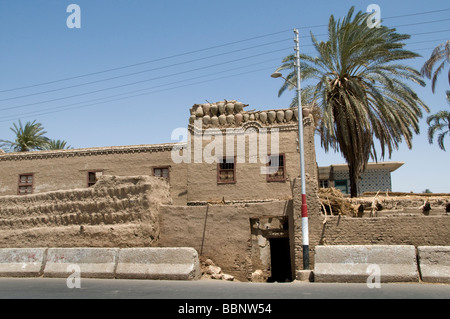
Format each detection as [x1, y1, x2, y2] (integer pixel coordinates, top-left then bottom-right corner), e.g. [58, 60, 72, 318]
[18, 174, 33, 195]
[154, 167, 169, 180]
[267, 154, 286, 182]
[217, 157, 236, 184]
[88, 171, 103, 187]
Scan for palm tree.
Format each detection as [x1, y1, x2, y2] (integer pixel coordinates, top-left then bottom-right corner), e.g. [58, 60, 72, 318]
[0, 120, 50, 152]
[43, 139, 72, 150]
[427, 92, 450, 151]
[421, 40, 449, 93]
[275, 7, 429, 197]
[421, 40, 450, 151]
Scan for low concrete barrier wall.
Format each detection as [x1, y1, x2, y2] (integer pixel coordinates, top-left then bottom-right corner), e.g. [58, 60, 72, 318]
[314, 245, 420, 283]
[0, 247, 201, 280]
[44, 248, 119, 279]
[115, 247, 201, 280]
[418, 246, 450, 283]
[0, 248, 47, 277]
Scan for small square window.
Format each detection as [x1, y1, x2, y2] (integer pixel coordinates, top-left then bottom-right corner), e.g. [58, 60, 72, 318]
[217, 157, 236, 184]
[18, 174, 33, 195]
[153, 167, 169, 180]
[267, 154, 286, 182]
[335, 180, 348, 194]
[88, 171, 103, 187]
[320, 180, 329, 188]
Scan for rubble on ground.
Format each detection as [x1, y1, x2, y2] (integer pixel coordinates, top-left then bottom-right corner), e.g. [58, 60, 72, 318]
[200, 256, 235, 281]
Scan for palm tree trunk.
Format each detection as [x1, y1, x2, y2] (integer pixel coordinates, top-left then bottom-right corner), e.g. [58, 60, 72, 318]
[348, 163, 359, 198]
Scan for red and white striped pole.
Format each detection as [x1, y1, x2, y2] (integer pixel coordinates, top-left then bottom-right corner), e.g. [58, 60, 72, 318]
[294, 28, 310, 270]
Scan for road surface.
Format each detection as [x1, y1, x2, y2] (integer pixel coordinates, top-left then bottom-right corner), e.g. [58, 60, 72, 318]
[0, 278, 448, 299]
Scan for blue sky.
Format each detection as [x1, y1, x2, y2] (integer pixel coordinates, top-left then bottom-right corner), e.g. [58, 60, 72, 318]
[0, 0, 449, 193]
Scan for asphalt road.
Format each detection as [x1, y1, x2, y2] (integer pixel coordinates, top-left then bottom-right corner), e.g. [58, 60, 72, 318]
[0, 278, 448, 300]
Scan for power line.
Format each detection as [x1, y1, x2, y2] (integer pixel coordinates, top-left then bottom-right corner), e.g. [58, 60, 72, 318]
[392, 17, 450, 28]
[1, 27, 447, 113]
[1, 7, 449, 122]
[1, 40, 443, 122]
[383, 8, 450, 20]
[2, 7, 449, 95]
[0, 29, 293, 94]
[0, 47, 291, 112]
[0, 58, 282, 120]
[0, 65, 280, 123]
[0, 38, 292, 102]
[1, 23, 447, 111]
[2, 20, 447, 103]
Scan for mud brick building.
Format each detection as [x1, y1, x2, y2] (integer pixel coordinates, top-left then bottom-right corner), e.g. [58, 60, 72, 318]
[1, 100, 447, 282]
[0, 100, 320, 281]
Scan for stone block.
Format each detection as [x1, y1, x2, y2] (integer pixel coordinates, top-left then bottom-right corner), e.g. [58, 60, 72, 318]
[0, 248, 47, 277]
[314, 245, 419, 283]
[115, 247, 201, 280]
[418, 246, 450, 283]
[43, 248, 119, 279]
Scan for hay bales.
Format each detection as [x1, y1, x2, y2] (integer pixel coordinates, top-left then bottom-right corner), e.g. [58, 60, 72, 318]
[319, 188, 355, 216]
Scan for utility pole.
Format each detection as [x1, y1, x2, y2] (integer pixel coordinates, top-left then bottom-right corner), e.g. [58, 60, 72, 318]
[294, 28, 309, 270]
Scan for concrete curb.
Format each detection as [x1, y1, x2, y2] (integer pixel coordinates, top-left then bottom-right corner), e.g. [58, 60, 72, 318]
[115, 247, 201, 280]
[0, 247, 201, 280]
[0, 248, 47, 277]
[314, 245, 420, 283]
[44, 248, 120, 279]
[418, 246, 450, 284]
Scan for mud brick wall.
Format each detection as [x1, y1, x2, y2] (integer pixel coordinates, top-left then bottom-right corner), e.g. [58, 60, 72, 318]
[158, 201, 292, 282]
[0, 176, 171, 248]
[292, 178, 450, 268]
[315, 215, 450, 248]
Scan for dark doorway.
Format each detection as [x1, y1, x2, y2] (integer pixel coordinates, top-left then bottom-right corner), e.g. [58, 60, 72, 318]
[268, 237, 293, 282]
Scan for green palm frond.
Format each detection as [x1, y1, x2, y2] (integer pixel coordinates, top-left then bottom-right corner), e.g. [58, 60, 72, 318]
[43, 139, 72, 150]
[0, 120, 50, 152]
[421, 40, 450, 93]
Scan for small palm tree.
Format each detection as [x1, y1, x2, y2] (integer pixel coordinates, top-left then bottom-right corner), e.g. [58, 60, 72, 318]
[43, 139, 72, 150]
[421, 40, 450, 151]
[427, 92, 450, 151]
[0, 120, 50, 152]
[275, 7, 429, 197]
[421, 40, 449, 93]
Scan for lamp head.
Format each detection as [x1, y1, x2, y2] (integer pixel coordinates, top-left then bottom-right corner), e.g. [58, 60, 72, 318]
[270, 72, 283, 79]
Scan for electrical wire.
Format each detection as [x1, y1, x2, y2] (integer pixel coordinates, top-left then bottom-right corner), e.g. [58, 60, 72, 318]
[0, 65, 281, 123]
[0, 7, 449, 121]
[0, 38, 292, 102]
[0, 29, 293, 94]
[1, 7, 449, 94]
[0, 47, 292, 111]
[0, 57, 282, 120]
[1, 41, 443, 122]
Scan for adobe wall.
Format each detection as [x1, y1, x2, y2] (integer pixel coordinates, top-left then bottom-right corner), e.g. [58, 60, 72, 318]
[0, 100, 319, 206]
[183, 101, 318, 204]
[158, 200, 293, 282]
[0, 144, 188, 205]
[0, 175, 171, 248]
[293, 178, 450, 269]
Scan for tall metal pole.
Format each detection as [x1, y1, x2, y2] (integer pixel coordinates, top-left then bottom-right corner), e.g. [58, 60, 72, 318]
[294, 28, 309, 270]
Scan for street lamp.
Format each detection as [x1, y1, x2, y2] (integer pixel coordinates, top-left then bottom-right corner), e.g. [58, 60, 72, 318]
[271, 28, 309, 270]
[270, 72, 283, 79]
